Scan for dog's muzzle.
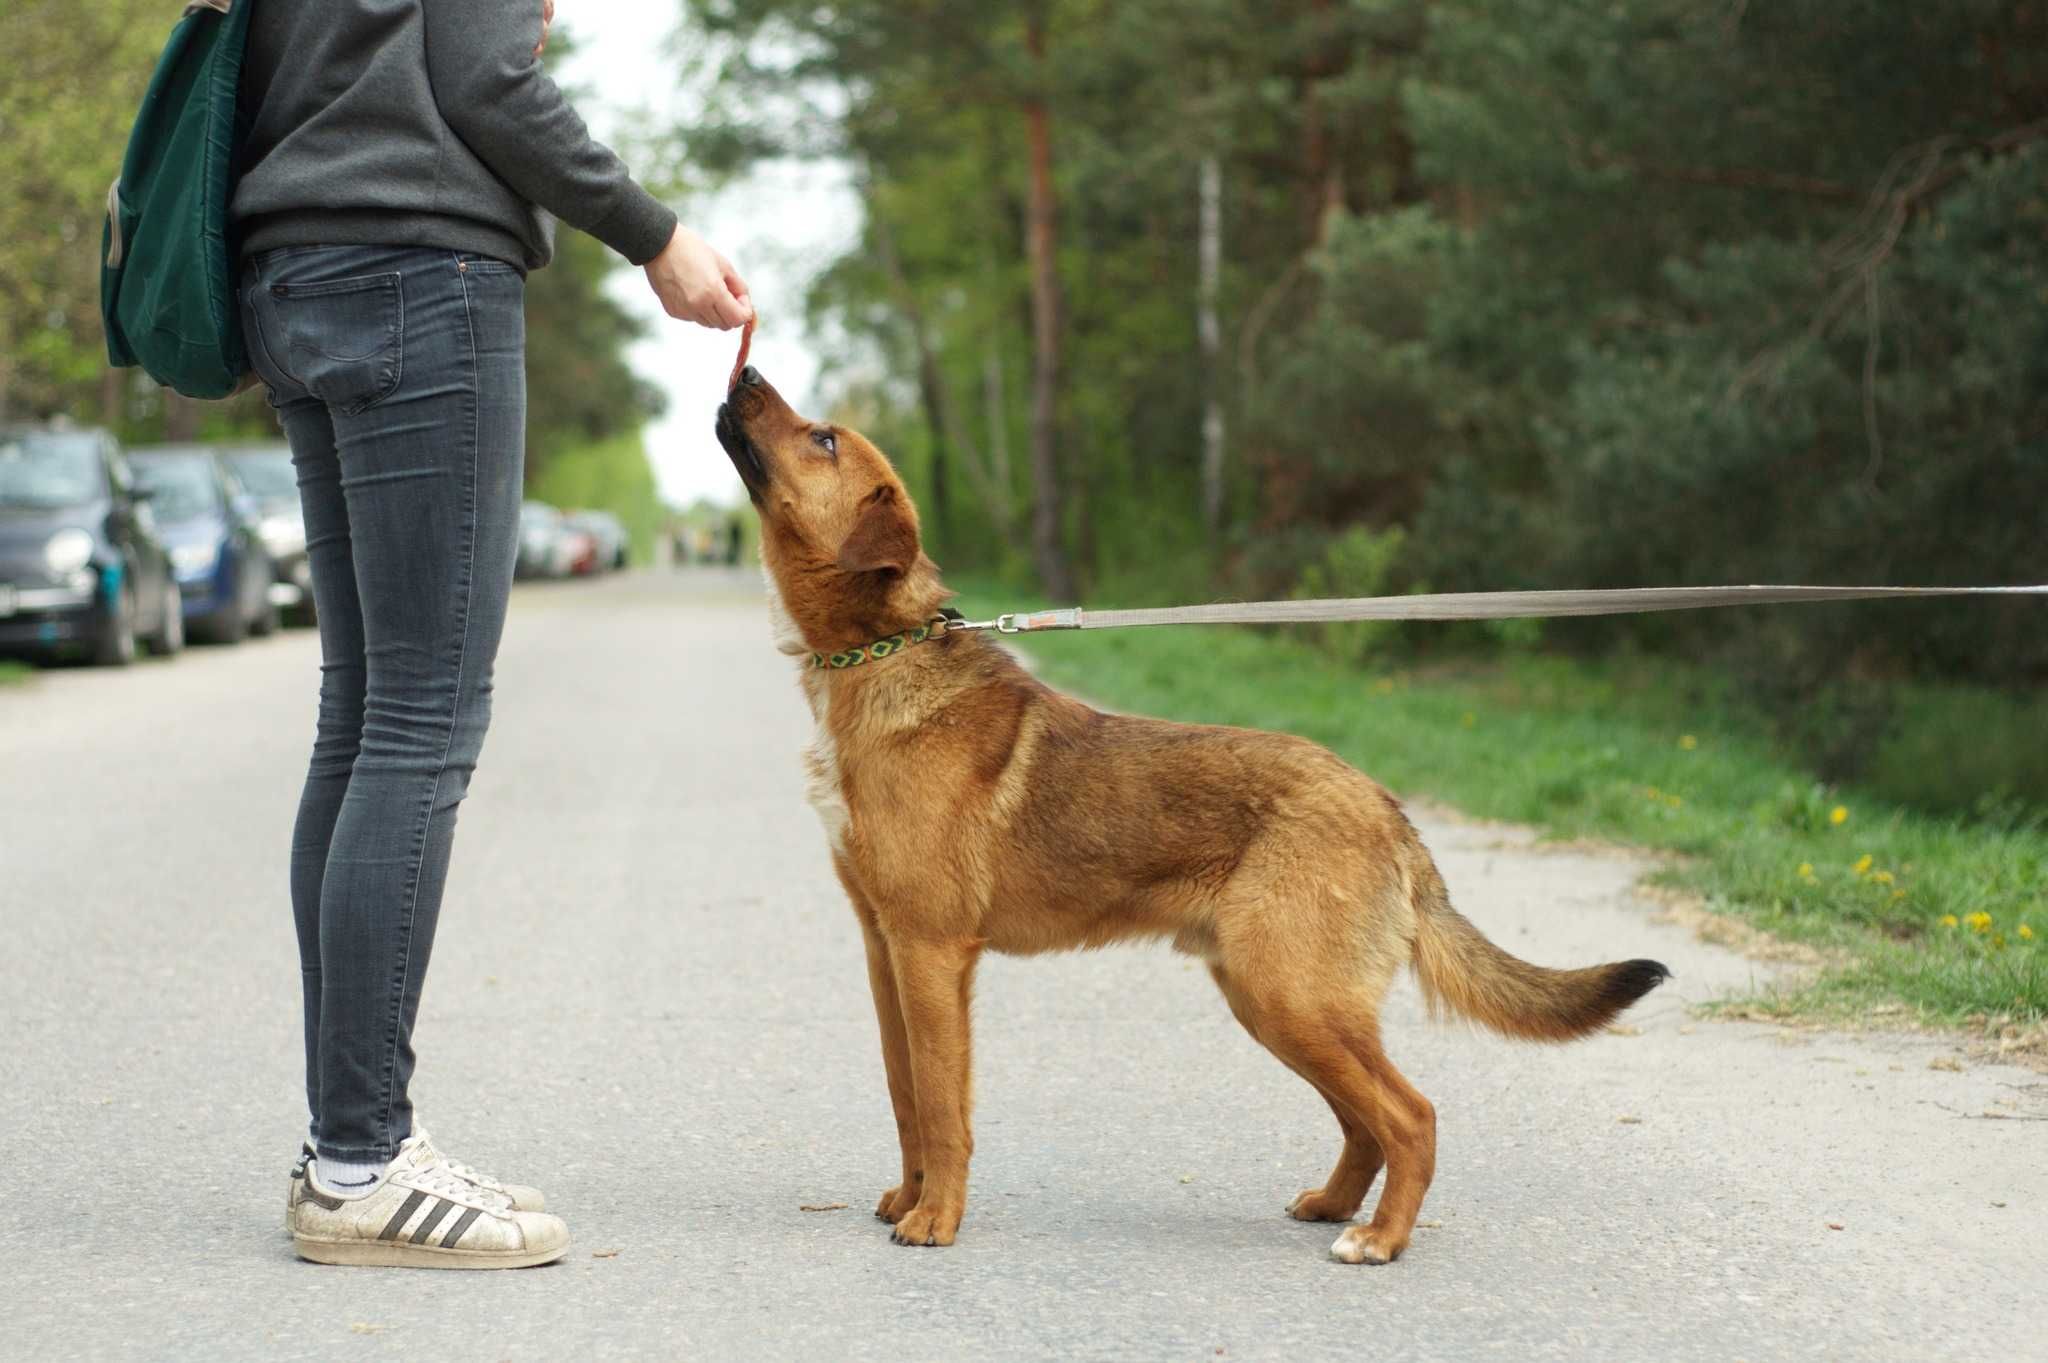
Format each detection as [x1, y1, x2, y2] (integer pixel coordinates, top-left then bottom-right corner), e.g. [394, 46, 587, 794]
[715, 376, 769, 491]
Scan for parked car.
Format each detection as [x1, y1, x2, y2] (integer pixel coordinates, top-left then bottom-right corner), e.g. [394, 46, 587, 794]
[561, 521, 600, 576]
[0, 425, 183, 665]
[219, 443, 315, 624]
[565, 510, 630, 572]
[129, 444, 279, 643]
[517, 500, 576, 579]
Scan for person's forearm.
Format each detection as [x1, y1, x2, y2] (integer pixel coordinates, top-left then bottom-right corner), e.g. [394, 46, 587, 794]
[421, 0, 676, 264]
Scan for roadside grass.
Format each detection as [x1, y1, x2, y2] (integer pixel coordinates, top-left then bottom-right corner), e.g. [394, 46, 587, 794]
[962, 601, 2045, 1028]
[0, 661, 31, 686]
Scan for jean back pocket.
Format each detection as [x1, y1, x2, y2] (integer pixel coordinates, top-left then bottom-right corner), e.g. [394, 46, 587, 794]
[269, 272, 404, 415]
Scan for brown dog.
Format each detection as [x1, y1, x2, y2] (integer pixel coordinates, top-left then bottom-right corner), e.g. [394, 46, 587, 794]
[715, 366, 1668, 1264]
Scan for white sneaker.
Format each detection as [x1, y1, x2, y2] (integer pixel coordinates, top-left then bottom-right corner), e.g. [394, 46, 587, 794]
[292, 1133, 570, 1269]
[286, 1128, 546, 1232]
[286, 1143, 313, 1234]
[414, 1125, 548, 1212]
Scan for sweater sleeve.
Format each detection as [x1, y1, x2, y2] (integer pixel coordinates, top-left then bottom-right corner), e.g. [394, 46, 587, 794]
[421, 0, 677, 265]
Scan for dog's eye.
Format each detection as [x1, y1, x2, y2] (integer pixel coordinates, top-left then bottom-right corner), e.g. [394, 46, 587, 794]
[811, 429, 837, 456]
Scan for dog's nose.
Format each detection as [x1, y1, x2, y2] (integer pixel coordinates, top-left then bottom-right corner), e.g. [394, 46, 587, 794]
[738, 365, 762, 388]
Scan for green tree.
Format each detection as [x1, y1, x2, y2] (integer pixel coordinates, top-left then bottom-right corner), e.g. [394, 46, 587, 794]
[1403, 0, 2048, 684]
[670, 0, 2044, 707]
[523, 227, 666, 482]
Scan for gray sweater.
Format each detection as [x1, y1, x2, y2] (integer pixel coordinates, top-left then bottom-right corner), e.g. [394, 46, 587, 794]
[232, 0, 677, 271]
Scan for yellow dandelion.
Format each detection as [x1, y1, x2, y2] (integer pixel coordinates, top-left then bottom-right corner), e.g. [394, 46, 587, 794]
[1374, 678, 1396, 695]
[1460, 712, 1476, 729]
[1678, 735, 1698, 751]
[1666, 794, 1683, 809]
[2021, 925, 2036, 941]
[1796, 862, 1815, 879]
[1963, 912, 1993, 933]
[1993, 934, 2008, 949]
[1939, 915, 1958, 928]
[1872, 870, 1894, 886]
[1829, 805, 1849, 826]
[1851, 854, 1873, 877]
[1890, 889, 1906, 902]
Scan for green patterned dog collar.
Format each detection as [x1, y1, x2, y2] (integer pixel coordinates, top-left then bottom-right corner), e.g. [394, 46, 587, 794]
[810, 611, 962, 671]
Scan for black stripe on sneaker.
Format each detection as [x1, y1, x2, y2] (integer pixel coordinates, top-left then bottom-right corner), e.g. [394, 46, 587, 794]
[379, 1190, 429, 1241]
[441, 1206, 484, 1249]
[410, 1198, 458, 1245]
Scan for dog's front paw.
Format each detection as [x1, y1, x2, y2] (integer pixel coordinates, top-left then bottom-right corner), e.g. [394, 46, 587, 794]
[1288, 1186, 1363, 1222]
[889, 1202, 960, 1247]
[875, 1183, 919, 1224]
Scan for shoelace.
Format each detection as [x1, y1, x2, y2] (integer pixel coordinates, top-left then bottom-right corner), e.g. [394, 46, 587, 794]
[411, 1159, 482, 1202]
[405, 1130, 514, 1212]
[410, 1127, 505, 1188]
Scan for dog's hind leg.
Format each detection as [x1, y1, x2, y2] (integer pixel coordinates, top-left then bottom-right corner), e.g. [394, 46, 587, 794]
[1212, 966, 1435, 1264]
[1210, 965, 1385, 1223]
[1312, 1029, 1436, 1265]
[1287, 1092, 1385, 1223]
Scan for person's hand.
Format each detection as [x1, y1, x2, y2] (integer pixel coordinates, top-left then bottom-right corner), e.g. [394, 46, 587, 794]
[536, 0, 554, 57]
[644, 225, 754, 330]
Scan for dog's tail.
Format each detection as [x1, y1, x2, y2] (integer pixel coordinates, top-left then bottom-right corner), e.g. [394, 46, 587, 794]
[1408, 863, 1669, 1042]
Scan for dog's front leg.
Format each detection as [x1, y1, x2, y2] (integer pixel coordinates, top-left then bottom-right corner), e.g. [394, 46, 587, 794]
[860, 923, 923, 1223]
[886, 934, 982, 1247]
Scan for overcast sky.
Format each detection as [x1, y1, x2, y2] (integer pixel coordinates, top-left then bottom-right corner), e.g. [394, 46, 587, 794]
[558, 3, 858, 509]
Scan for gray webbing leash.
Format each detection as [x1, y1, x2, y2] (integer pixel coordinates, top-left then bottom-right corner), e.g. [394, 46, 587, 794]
[946, 585, 2048, 634]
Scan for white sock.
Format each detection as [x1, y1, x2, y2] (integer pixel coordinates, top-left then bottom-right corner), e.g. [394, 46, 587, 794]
[314, 1155, 389, 1197]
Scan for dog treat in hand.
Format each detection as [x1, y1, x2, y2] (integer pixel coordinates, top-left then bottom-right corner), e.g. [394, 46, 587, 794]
[728, 315, 756, 391]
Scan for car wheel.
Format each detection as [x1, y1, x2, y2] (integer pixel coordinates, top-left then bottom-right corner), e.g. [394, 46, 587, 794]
[145, 580, 185, 656]
[213, 591, 248, 645]
[94, 582, 138, 667]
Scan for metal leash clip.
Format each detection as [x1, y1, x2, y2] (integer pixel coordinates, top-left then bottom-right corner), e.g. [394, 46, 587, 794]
[948, 608, 1086, 634]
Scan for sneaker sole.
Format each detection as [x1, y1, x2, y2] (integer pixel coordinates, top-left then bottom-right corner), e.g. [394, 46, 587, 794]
[293, 1235, 569, 1270]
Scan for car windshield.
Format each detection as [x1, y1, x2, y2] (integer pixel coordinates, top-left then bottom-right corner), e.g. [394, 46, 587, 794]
[0, 433, 104, 509]
[132, 455, 221, 521]
[225, 451, 298, 501]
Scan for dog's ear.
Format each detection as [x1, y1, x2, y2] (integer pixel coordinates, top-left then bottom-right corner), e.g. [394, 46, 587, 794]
[835, 491, 918, 575]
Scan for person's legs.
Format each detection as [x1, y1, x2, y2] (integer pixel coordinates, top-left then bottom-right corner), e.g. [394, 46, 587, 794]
[244, 246, 527, 1172]
[241, 264, 368, 1144]
[280, 392, 367, 1138]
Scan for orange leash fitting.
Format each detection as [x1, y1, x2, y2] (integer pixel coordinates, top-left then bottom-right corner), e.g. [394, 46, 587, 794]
[727, 315, 756, 391]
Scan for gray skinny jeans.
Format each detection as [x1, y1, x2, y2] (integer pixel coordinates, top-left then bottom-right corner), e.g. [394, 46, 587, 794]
[239, 244, 526, 1165]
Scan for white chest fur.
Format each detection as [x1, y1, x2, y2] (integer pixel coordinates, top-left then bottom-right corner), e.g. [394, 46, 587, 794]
[766, 567, 851, 855]
[799, 672, 852, 856]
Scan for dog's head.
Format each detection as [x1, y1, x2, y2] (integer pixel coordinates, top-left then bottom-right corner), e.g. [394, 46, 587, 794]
[716, 366, 945, 652]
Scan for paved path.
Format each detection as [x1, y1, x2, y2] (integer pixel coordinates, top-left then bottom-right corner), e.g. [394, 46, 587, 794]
[3, 570, 2043, 1362]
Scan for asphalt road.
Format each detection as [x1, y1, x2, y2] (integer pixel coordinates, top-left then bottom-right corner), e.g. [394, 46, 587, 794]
[3, 569, 2043, 1363]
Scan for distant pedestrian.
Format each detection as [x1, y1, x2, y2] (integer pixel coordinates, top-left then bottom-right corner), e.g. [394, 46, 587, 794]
[724, 516, 744, 566]
[239, 0, 751, 1268]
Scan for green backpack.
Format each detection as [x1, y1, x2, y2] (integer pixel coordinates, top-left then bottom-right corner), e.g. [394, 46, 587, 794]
[101, 0, 255, 401]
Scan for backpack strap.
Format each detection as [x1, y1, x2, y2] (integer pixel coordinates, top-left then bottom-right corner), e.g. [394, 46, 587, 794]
[105, 181, 127, 269]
